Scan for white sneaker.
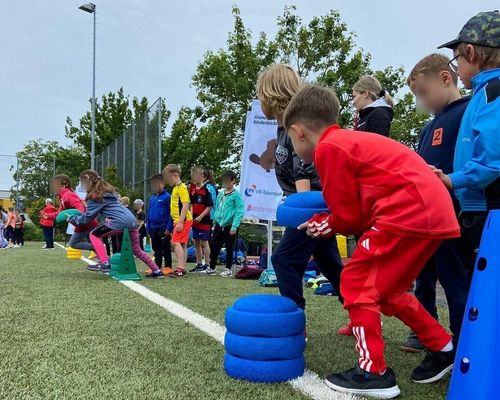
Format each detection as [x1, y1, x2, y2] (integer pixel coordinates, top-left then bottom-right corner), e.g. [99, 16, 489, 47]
[42, 245, 47, 249]
[203, 267, 217, 276]
[219, 270, 232, 277]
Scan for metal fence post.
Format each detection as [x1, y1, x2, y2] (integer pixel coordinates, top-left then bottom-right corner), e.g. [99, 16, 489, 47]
[143, 115, 148, 202]
[122, 133, 126, 184]
[158, 98, 162, 173]
[132, 125, 136, 191]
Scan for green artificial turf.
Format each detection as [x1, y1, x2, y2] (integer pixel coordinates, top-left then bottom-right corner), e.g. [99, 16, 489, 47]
[0, 243, 451, 399]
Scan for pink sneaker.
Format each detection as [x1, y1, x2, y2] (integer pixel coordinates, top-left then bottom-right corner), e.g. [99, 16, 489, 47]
[337, 322, 354, 336]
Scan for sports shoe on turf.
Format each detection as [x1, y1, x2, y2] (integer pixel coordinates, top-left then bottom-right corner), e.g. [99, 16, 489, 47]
[411, 350, 454, 384]
[145, 270, 164, 279]
[87, 263, 111, 273]
[161, 267, 173, 275]
[203, 267, 217, 275]
[42, 245, 47, 249]
[168, 269, 187, 278]
[400, 332, 425, 353]
[219, 269, 232, 277]
[337, 322, 354, 336]
[189, 264, 204, 273]
[325, 364, 400, 399]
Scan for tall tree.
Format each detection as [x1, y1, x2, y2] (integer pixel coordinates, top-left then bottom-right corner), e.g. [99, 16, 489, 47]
[170, 6, 426, 175]
[12, 140, 88, 205]
[65, 87, 167, 156]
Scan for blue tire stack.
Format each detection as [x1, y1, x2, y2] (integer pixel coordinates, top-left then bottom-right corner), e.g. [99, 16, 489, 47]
[224, 294, 306, 383]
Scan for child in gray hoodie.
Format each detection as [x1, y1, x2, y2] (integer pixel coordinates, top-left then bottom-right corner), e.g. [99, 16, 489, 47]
[68, 170, 163, 278]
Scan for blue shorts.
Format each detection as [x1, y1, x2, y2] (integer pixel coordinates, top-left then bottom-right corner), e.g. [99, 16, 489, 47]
[192, 227, 210, 241]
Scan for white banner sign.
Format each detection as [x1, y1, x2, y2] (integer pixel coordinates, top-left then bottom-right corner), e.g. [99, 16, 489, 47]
[239, 100, 283, 221]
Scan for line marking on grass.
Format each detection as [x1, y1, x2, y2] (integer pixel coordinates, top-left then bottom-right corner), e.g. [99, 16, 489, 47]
[54, 242, 355, 400]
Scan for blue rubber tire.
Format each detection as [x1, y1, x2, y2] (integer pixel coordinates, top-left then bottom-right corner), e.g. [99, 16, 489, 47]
[225, 332, 305, 360]
[283, 191, 327, 208]
[276, 204, 329, 228]
[232, 294, 298, 314]
[224, 353, 305, 383]
[225, 307, 305, 337]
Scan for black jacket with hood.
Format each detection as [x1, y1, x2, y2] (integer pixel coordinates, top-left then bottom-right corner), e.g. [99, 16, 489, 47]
[356, 98, 394, 137]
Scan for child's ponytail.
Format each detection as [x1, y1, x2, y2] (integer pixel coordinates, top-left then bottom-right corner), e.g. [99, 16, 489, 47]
[353, 76, 394, 108]
[79, 170, 115, 201]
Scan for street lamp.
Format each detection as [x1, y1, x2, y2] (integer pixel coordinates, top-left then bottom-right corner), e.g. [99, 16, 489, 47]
[79, 3, 96, 170]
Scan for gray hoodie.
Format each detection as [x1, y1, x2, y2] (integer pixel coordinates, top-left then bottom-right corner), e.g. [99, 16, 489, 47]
[69, 192, 137, 230]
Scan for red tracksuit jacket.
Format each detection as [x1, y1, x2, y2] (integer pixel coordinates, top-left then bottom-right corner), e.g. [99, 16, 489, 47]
[40, 204, 57, 227]
[45, 188, 97, 233]
[311, 125, 460, 239]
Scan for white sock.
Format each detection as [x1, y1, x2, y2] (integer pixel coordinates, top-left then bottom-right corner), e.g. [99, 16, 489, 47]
[440, 340, 453, 352]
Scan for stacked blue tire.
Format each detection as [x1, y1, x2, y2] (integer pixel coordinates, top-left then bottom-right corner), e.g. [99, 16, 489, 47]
[224, 294, 306, 383]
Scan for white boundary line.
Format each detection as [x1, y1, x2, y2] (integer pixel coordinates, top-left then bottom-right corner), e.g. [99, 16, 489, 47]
[54, 242, 355, 400]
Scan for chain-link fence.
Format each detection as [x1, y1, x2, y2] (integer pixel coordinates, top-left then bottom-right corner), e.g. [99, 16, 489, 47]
[95, 98, 163, 202]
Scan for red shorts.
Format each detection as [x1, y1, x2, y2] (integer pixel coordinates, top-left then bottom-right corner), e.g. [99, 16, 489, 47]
[171, 219, 193, 244]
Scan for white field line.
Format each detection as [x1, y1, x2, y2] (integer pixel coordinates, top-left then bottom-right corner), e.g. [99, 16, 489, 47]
[54, 242, 356, 400]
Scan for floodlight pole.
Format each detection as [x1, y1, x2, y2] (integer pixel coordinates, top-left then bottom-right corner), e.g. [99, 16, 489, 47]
[79, 3, 97, 170]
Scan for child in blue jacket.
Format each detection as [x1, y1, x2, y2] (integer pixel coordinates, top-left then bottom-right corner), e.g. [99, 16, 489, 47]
[68, 170, 164, 278]
[146, 173, 174, 274]
[433, 11, 500, 260]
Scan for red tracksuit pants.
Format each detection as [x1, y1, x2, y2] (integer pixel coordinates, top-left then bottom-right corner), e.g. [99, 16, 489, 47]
[341, 227, 452, 374]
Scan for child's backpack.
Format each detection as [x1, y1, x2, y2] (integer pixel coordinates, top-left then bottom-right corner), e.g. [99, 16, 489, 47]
[234, 266, 264, 280]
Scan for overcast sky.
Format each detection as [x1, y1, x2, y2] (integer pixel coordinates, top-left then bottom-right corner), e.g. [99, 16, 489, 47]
[1, 0, 497, 189]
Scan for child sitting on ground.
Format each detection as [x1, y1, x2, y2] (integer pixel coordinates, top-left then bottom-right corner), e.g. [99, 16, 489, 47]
[68, 170, 164, 278]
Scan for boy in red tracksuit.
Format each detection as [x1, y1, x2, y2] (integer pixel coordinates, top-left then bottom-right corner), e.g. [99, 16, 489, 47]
[284, 86, 460, 399]
[43, 174, 97, 251]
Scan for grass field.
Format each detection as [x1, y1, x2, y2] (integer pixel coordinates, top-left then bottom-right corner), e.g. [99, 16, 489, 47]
[0, 243, 451, 400]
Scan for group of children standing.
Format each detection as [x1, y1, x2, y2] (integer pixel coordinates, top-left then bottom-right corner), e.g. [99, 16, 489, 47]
[44, 162, 245, 279]
[256, 10, 499, 399]
[144, 164, 244, 278]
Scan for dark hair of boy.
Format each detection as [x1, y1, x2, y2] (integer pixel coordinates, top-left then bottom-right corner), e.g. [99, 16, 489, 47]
[150, 173, 164, 183]
[221, 171, 237, 182]
[407, 53, 458, 86]
[283, 85, 340, 132]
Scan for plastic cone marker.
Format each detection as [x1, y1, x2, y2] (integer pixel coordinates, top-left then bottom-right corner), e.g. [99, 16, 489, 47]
[109, 230, 141, 281]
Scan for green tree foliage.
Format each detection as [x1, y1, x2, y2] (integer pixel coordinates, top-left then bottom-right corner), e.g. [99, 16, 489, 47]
[65, 87, 166, 155]
[166, 6, 428, 176]
[13, 140, 89, 206]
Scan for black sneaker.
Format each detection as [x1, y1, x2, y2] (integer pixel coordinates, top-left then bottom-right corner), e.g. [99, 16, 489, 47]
[400, 332, 425, 353]
[411, 350, 454, 384]
[189, 264, 204, 273]
[145, 270, 164, 279]
[87, 263, 111, 273]
[325, 365, 400, 399]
